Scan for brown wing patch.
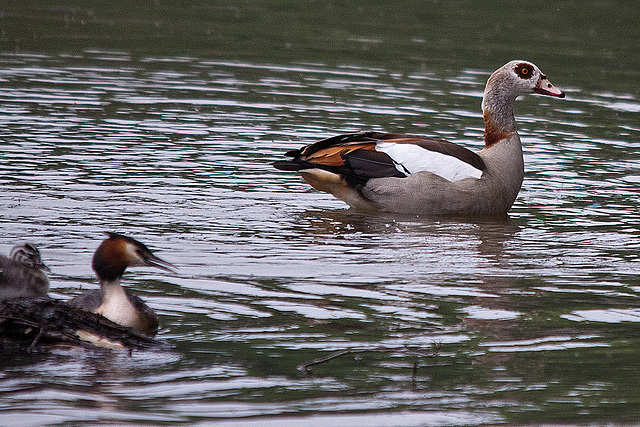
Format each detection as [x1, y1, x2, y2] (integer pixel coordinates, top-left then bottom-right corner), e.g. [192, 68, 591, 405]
[298, 132, 381, 157]
[303, 143, 376, 167]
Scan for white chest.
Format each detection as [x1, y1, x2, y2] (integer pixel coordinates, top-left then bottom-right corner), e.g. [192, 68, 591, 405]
[96, 284, 139, 328]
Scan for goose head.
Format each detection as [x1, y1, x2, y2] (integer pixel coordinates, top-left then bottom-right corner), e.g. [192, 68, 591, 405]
[483, 60, 564, 109]
[9, 243, 50, 272]
[92, 232, 175, 282]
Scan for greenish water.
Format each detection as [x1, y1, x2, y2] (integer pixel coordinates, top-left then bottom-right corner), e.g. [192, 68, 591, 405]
[1, 1, 640, 425]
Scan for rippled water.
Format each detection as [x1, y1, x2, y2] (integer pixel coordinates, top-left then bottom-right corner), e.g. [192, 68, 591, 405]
[1, 2, 640, 426]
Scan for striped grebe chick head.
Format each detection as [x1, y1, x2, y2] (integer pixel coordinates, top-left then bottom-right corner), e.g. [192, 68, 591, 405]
[9, 243, 50, 272]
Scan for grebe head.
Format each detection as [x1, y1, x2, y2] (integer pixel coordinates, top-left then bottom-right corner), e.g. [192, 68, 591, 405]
[9, 243, 50, 272]
[92, 232, 175, 281]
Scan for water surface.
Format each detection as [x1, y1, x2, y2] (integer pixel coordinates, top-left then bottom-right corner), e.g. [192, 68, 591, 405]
[1, 1, 640, 425]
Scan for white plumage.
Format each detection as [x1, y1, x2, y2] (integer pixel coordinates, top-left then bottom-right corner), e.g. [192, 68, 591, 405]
[375, 142, 483, 182]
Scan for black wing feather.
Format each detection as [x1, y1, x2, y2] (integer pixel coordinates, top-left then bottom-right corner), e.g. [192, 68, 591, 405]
[342, 149, 407, 179]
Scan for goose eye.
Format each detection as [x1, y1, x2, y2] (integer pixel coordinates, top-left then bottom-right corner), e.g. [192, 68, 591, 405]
[514, 63, 534, 80]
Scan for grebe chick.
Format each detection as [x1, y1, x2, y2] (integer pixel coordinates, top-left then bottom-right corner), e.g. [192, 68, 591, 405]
[68, 232, 174, 335]
[0, 243, 50, 300]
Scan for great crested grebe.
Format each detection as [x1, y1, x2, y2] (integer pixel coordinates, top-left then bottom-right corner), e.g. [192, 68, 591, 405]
[68, 232, 174, 336]
[0, 243, 50, 300]
[273, 60, 565, 216]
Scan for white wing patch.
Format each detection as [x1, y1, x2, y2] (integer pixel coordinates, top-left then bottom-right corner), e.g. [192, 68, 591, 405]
[375, 142, 483, 182]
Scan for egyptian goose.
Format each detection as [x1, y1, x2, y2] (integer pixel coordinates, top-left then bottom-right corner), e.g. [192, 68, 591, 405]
[0, 243, 50, 300]
[273, 60, 565, 216]
[68, 232, 174, 335]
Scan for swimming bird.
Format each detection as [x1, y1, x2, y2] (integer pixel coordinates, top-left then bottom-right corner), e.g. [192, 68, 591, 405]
[273, 60, 565, 216]
[68, 232, 174, 336]
[0, 243, 50, 300]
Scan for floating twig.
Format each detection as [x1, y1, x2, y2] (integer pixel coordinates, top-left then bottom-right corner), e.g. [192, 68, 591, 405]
[298, 342, 441, 374]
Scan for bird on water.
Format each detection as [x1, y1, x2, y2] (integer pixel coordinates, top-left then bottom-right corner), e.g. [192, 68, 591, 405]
[0, 243, 50, 300]
[273, 60, 565, 216]
[68, 232, 174, 336]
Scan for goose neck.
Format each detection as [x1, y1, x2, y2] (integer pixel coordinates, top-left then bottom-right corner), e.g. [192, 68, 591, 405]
[481, 81, 518, 148]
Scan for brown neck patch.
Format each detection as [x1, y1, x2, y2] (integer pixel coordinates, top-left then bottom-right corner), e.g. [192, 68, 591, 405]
[483, 110, 514, 148]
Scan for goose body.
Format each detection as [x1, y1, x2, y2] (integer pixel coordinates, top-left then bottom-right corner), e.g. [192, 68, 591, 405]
[0, 244, 50, 300]
[274, 60, 565, 216]
[68, 233, 174, 336]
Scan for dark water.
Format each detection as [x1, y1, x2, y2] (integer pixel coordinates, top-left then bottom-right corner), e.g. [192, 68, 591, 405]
[1, 1, 640, 425]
